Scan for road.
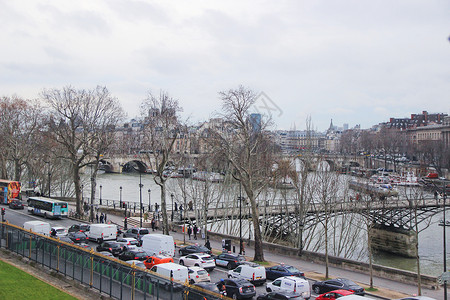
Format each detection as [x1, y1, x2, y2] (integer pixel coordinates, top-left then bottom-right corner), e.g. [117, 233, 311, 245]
[3, 206, 380, 299]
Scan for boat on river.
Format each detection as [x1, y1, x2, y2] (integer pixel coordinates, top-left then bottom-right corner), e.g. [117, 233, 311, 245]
[349, 179, 398, 200]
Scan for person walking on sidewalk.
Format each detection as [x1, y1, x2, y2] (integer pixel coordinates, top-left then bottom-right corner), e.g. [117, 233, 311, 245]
[187, 225, 192, 240]
[104, 213, 107, 223]
[151, 218, 156, 231]
[95, 213, 99, 223]
[193, 224, 198, 240]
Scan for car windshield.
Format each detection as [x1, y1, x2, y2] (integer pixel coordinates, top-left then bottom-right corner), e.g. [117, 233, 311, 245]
[110, 243, 121, 248]
[135, 252, 147, 258]
[237, 256, 246, 261]
[285, 266, 299, 272]
[203, 256, 214, 261]
[197, 269, 208, 275]
[139, 229, 149, 235]
[55, 229, 66, 233]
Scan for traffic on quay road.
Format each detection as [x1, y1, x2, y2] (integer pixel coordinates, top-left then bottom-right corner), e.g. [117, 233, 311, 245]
[2, 204, 419, 300]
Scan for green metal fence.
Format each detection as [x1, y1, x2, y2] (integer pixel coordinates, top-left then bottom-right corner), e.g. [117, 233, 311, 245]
[1, 222, 225, 300]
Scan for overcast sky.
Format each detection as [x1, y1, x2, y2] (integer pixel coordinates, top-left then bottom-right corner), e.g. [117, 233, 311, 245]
[1, 1, 449, 131]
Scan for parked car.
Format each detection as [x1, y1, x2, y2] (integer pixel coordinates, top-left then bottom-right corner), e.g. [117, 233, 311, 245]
[9, 199, 24, 209]
[58, 236, 75, 244]
[312, 278, 365, 296]
[125, 260, 147, 269]
[143, 255, 174, 269]
[116, 237, 140, 250]
[179, 253, 216, 271]
[266, 276, 310, 298]
[265, 264, 304, 280]
[119, 249, 150, 261]
[214, 253, 246, 270]
[51, 226, 68, 238]
[185, 282, 224, 300]
[122, 227, 150, 245]
[228, 262, 266, 286]
[216, 278, 256, 299]
[67, 231, 88, 243]
[188, 266, 210, 284]
[179, 244, 212, 256]
[96, 241, 124, 256]
[68, 223, 90, 233]
[98, 251, 114, 257]
[257, 291, 304, 300]
[316, 289, 355, 300]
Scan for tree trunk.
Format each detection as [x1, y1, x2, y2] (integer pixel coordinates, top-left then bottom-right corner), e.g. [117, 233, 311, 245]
[159, 182, 169, 235]
[73, 164, 82, 216]
[251, 198, 264, 261]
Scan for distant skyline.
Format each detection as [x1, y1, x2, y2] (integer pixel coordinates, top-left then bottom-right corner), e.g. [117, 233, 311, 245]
[1, 1, 449, 131]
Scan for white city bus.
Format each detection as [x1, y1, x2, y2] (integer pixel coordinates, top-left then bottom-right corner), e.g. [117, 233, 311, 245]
[27, 196, 69, 219]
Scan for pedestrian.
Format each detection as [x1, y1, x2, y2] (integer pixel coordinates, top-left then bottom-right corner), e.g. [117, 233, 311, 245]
[151, 218, 156, 231]
[193, 224, 198, 240]
[175, 202, 178, 211]
[205, 237, 211, 250]
[434, 190, 438, 200]
[104, 213, 107, 223]
[187, 225, 192, 240]
[179, 204, 183, 212]
[155, 203, 159, 213]
[95, 213, 99, 223]
[188, 201, 193, 211]
[100, 213, 104, 224]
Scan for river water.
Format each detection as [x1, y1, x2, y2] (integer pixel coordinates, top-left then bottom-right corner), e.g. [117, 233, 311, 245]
[90, 172, 449, 277]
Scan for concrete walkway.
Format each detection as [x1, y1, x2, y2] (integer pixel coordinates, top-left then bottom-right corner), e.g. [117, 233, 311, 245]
[87, 206, 444, 300]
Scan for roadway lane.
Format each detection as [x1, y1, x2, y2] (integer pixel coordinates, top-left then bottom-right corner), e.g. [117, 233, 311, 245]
[3, 206, 380, 299]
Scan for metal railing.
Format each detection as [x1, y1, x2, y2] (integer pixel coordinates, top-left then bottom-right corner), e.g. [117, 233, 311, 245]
[0, 222, 225, 300]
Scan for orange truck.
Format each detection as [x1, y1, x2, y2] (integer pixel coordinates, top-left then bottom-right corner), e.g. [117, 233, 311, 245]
[143, 254, 174, 269]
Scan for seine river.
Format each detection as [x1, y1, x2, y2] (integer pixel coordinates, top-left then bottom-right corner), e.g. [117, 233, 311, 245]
[91, 172, 448, 277]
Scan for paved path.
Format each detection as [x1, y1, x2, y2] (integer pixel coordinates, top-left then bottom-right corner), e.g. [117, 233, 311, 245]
[88, 205, 444, 300]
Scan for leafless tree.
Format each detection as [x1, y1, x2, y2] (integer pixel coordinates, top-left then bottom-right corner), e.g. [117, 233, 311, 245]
[209, 85, 275, 262]
[0, 96, 44, 181]
[139, 90, 183, 235]
[42, 86, 124, 216]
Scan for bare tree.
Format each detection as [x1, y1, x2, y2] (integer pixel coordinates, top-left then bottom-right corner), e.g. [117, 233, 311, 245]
[209, 85, 275, 262]
[139, 91, 183, 235]
[42, 86, 124, 216]
[0, 96, 44, 181]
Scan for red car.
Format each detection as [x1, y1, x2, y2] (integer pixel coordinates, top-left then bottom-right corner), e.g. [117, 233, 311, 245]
[316, 289, 354, 300]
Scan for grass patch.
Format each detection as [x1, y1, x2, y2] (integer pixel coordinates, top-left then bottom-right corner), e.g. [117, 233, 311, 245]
[0, 260, 77, 300]
[252, 260, 270, 265]
[366, 287, 378, 292]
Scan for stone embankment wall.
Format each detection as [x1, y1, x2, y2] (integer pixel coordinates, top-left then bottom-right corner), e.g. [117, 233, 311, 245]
[206, 231, 439, 290]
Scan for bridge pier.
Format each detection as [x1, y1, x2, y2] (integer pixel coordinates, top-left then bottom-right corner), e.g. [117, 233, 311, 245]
[369, 224, 417, 258]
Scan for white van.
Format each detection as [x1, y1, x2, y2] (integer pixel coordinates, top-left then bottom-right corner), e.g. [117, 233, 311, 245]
[266, 276, 311, 299]
[227, 262, 266, 286]
[150, 262, 189, 283]
[87, 224, 117, 243]
[23, 221, 51, 236]
[141, 234, 175, 257]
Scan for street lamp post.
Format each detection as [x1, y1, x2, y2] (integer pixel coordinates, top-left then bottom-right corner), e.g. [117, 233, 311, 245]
[148, 189, 152, 212]
[99, 185, 102, 205]
[139, 172, 143, 228]
[439, 184, 449, 300]
[119, 186, 122, 208]
[171, 193, 174, 222]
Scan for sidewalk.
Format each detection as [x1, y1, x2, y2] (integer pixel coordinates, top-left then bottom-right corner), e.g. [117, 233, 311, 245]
[91, 207, 443, 300]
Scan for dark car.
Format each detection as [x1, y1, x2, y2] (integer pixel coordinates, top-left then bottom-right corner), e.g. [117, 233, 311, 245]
[185, 282, 225, 300]
[58, 236, 75, 244]
[122, 228, 149, 245]
[257, 291, 304, 300]
[68, 223, 90, 233]
[312, 278, 365, 296]
[9, 199, 24, 209]
[214, 253, 246, 270]
[217, 278, 255, 299]
[67, 231, 88, 243]
[96, 241, 124, 256]
[179, 244, 212, 256]
[265, 264, 304, 280]
[119, 249, 150, 261]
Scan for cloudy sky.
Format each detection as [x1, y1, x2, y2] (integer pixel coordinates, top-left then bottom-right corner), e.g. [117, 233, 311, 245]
[1, 1, 449, 131]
